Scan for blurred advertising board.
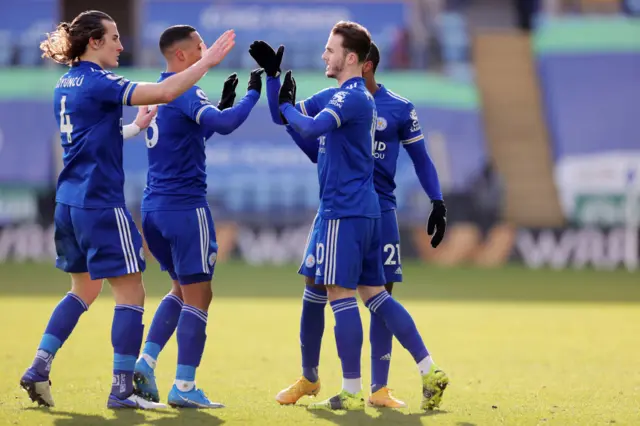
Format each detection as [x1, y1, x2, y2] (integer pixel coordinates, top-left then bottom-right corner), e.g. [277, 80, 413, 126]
[535, 18, 640, 225]
[140, 0, 409, 66]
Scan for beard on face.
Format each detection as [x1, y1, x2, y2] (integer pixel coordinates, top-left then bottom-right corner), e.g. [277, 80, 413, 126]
[326, 55, 345, 78]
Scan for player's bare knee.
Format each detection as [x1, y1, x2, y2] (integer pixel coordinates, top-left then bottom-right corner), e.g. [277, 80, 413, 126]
[181, 281, 212, 311]
[357, 285, 386, 304]
[108, 272, 145, 307]
[326, 285, 356, 302]
[170, 280, 184, 300]
[304, 277, 325, 293]
[70, 273, 103, 307]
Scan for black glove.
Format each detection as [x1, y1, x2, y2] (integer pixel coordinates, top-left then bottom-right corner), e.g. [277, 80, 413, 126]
[249, 40, 284, 78]
[278, 70, 296, 124]
[427, 200, 447, 248]
[217, 72, 238, 110]
[279, 70, 296, 106]
[247, 68, 264, 94]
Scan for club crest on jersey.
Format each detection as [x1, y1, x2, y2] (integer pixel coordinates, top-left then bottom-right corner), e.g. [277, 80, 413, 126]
[376, 116, 388, 131]
[209, 252, 217, 266]
[329, 91, 348, 108]
[305, 254, 315, 268]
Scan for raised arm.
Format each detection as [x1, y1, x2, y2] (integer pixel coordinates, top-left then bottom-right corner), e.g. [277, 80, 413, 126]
[130, 30, 236, 106]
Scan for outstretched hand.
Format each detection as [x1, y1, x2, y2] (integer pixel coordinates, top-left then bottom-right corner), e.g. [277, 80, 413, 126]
[201, 29, 236, 68]
[217, 73, 238, 110]
[249, 40, 284, 78]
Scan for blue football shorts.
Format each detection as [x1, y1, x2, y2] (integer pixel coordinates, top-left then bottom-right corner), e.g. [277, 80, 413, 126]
[54, 203, 146, 280]
[142, 206, 218, 285]
[298, 215, 386, 289]
[379, 209, 403, 283]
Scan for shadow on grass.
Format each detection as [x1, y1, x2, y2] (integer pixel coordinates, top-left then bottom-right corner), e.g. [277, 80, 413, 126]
[24, 407, 224, 426]
[304, 406, 453, 426]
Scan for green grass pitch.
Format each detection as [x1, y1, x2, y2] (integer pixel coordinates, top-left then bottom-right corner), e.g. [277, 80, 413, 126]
[0, 261, 638, 425]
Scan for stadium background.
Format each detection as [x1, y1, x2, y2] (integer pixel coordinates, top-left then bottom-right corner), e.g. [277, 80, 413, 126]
[0, 0, 638, 425]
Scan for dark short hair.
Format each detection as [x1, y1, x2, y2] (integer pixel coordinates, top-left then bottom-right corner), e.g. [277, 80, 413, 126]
[366, 41, 380, 73]
[331, 21, 372, 63]
[159, 25, 197, 54]
[41, 10, 114, 65]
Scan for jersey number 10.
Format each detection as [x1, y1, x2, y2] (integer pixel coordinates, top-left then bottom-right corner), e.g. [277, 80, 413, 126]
[59, 96, 73, 144]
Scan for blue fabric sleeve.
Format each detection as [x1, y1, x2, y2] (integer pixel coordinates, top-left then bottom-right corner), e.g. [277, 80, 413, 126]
[403, 140, 443, 201]
[198, 90, 260, 137]
[280, 103, 338, 140]
[266, 76, 283, 125]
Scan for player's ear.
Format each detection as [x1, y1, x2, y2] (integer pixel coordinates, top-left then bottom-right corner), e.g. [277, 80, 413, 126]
[88, 37, 101, 51]
[176, 49, 185, 62]
[347, 51, 358, 66]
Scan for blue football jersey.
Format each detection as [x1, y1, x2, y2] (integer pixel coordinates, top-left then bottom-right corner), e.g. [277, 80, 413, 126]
[54, 61, 137, 208]
[370, 85, 425, 211]
[141, 73, 212, 211]
[298, 83, 424, 212]
[305, 77, 380, 219]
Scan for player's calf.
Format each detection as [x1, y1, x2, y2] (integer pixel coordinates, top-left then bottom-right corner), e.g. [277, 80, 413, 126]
[363, 288, 449, 410]
[135, 281, 183, 402]
[169, 277, 222, 407]
[108, 273, 149, 405]
[21, 274, 98, 407]
[276, 276, 326, 405]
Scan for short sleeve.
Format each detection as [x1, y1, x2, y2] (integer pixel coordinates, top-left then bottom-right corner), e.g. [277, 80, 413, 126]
[91, 70, 137, 106]
[399, 103, 425, 145]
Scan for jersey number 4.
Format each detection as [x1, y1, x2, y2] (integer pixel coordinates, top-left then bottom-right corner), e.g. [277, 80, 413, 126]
[59, 95, 73, 144]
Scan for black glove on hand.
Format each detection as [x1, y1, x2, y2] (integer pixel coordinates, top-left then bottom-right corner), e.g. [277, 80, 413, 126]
[249, 40, 284, 78]
[247, 68, 264, 94]
[427, 200, 447, 248]
[277, 70, 296, 125]
[217, 72, 238, 110]
[279, 70, 296, 106]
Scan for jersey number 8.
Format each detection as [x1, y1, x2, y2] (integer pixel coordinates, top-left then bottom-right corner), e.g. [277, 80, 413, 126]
[145, 118, 159, 148]
[59, 96, 73, 144]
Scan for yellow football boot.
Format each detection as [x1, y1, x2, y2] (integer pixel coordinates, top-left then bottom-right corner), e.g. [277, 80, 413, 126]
[275, 377, 321, 405]
[367, 387, 407, 408]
